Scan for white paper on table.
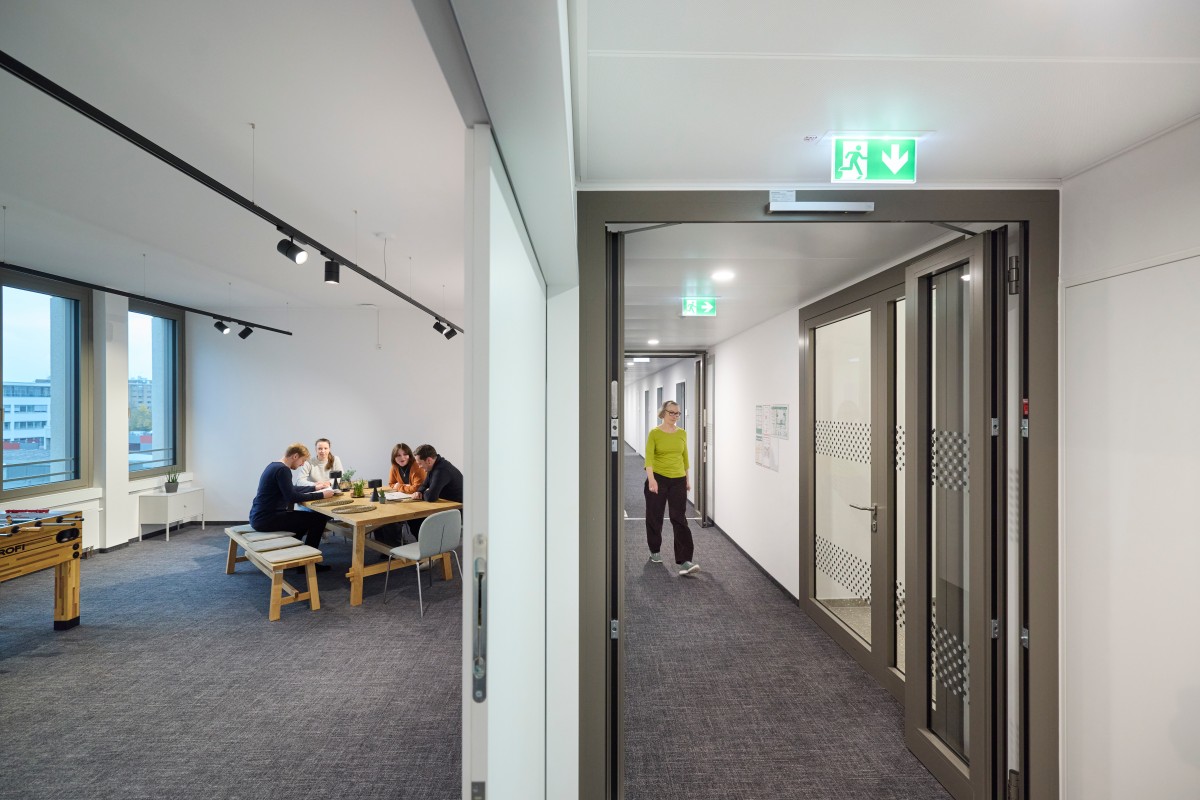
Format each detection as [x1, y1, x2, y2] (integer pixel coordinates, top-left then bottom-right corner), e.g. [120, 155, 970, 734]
[384, 491, 414, 501]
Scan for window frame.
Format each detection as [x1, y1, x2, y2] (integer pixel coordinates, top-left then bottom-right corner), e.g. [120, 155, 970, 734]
[0, 268, 93, 501]
[126, 299, 185, 479]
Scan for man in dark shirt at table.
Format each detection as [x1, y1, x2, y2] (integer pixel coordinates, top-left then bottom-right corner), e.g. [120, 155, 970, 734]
[249, 442, 335, 570]
[409, 443, 463, 541]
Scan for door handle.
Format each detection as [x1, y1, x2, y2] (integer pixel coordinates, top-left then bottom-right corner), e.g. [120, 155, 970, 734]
[849, 503, 878, 532]
[472, 551, 487, 703]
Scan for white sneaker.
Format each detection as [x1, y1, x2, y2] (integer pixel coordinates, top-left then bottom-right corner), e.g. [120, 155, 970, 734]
[678, 561, 700, 576]
[648, 552, 663, 564]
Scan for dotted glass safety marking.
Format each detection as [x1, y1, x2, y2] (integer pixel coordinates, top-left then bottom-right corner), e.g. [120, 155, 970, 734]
[930, 623, 970, 702]
[815, 420, 872, 464]
[895, 581, 906, 627]
[895, 425, 906, 471]
[930, 429, 969, 491]
[815, 534, 871, 602]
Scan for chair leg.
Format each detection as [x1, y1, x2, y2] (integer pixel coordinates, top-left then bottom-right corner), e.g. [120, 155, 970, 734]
[451, 549, 462, 579]
[383, 555, 394, 603]
[416, 562, 425, 618]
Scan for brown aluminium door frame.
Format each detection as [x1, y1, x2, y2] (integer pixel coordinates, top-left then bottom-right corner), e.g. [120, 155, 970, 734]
[576, 189, 1060, 800]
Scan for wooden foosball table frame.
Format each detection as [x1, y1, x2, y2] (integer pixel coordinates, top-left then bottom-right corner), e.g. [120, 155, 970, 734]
[0, 512, 83, 630]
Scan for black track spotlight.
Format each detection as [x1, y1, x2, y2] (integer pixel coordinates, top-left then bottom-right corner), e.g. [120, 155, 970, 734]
[444, 328, 458, 340]
[324, 260, 340, 285]
[276, 237, 308, 264]
[432, 319, 447, 334]
[213, 319, 230, 335]
[238, 326, 253, 339]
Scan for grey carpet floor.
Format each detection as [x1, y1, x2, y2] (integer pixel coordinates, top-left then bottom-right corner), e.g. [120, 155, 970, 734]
[622, 444, 950, 800]
[0, 526, 460, 800]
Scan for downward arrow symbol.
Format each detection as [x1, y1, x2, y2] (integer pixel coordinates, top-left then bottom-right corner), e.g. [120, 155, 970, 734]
[881, 144, 909, 174]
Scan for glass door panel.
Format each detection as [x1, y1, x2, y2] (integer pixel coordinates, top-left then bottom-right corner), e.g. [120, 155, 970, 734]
[929, 266, 972, 760]
[814, 310, 873, 644]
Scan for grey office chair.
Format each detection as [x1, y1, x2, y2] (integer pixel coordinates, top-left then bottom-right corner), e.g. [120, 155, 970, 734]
[382, 509, 462, 615]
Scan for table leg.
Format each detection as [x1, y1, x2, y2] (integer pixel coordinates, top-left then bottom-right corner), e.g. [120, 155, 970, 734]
[349, 524, 365, 606]
[166, 520, 171, 542]
[53, 556, 81, 630]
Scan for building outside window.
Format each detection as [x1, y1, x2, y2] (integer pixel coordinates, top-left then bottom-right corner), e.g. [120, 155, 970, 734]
[128, 301, 183, 475]
[1, 271, 92, 496]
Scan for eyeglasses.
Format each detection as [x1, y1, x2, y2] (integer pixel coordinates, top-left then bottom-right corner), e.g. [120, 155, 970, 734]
[666, 411, 681, 417]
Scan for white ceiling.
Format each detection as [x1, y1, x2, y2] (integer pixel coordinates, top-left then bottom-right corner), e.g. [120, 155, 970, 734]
[0, 1, 467, 328]
[571, 0, 1200, 187]
[623, 221, 964, 351]
[567, 0, 1200, 354]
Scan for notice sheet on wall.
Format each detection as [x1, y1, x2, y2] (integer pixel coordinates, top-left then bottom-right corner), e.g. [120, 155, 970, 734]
[755, 403, 789, 471]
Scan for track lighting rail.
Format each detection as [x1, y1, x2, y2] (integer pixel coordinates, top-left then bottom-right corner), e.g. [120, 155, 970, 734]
[1, 261, 291, 337]
[0, 49, 464, 335]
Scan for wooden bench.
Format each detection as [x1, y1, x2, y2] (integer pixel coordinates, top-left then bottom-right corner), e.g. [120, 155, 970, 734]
[224, 525, 323, 621]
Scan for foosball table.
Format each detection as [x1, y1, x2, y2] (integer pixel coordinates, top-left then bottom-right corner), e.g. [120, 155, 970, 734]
[0, 511, 83, 630]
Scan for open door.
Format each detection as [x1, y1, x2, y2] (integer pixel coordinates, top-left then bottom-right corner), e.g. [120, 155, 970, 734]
[463, 124, 549, 800]
[903, 232, 1006, 800]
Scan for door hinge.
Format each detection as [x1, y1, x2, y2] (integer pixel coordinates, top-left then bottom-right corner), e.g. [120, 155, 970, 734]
[472, 781, 486, 800]
[991, 618, 1000, 639]
[990, 418, 1000, 436]
[1007, 255, 1021, 295]
[610, 619, 619, 640]
[1020, 627, 1030, 649]
[1007, 769, 1021, 800]
[1020, 418, 1029, 438]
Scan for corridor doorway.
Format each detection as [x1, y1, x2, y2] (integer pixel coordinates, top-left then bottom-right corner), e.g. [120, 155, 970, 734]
[579, 190, 1059, 800]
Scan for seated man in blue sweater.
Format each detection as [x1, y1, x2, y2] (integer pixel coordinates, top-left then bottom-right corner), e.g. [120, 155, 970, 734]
[250, 442, 335, 570]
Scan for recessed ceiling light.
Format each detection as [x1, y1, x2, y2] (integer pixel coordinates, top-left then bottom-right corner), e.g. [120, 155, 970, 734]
[712, 269, 735, 282]
[633, 357, 650, 363]
[626, 361, 634, 367]
[961, 274, 971, 281]
[647, 339, 659, 345]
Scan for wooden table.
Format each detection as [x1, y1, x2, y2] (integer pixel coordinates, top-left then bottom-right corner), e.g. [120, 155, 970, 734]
[302, 496, 463, 606]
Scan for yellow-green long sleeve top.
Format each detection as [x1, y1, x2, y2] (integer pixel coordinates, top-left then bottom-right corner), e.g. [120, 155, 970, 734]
[645, 427, 689, 478]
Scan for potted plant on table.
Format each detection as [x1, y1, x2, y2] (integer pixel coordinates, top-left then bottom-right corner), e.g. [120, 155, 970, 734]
[164, 469, 181, 493]
[351, 479, 367, 499]
[340, 468, 356, 492]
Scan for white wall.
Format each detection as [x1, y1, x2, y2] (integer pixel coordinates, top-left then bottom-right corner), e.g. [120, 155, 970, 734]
[1060, 118, 1200, 799]
[710, 309, 801, 597]
[187, 304, 464, 521]
[545, 285, 579, 800]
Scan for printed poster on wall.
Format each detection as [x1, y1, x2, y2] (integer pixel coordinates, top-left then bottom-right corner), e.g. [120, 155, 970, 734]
[755, 403, 787, 471]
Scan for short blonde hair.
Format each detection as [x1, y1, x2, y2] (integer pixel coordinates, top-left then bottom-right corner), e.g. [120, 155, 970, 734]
[285, 442, 310, 459]
[657, 401, 679, 420]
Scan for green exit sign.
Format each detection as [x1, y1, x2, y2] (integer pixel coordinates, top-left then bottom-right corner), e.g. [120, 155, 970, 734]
[831, 138, 917, 183]
[682, 297, 717, 317]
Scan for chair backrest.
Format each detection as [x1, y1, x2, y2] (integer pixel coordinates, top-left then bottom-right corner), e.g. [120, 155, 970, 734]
[416, 509, 462, 560]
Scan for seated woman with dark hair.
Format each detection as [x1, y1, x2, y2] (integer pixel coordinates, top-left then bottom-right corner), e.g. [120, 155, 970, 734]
[388, 442, 426, 494]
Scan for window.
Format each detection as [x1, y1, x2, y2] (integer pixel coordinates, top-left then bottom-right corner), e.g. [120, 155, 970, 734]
[1, 270, 92, 497]
[128, 301, 183, 475]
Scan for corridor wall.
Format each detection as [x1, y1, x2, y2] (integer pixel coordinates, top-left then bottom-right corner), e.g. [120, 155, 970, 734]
[1060, 117, 1200, 798]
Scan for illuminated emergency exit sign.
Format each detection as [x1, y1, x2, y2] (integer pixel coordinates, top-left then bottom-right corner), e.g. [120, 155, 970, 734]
[831, 137, 917, 183]
[682, 297, 717, 317]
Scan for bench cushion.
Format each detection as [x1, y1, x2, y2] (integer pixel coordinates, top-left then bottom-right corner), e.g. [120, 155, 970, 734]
[245, 536, 302, 552]
[256, 545, 323, 566]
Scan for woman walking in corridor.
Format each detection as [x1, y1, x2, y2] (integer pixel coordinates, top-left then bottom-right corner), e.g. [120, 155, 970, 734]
[644, 400, 699, 576]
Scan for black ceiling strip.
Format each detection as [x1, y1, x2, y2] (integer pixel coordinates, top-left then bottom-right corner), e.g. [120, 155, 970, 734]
[0, 49, 464, 335]
[1, 261, 292, 336]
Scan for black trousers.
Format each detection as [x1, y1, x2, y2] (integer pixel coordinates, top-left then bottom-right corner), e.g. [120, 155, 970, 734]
[252, 510, 326, 549]
[644, 473, 692, 564]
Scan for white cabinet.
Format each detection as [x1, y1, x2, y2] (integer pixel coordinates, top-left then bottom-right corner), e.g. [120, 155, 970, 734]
[138, 487, 205, 541]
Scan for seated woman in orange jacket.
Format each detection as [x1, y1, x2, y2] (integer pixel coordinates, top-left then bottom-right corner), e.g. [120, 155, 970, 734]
[388, 442, 427, 494]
